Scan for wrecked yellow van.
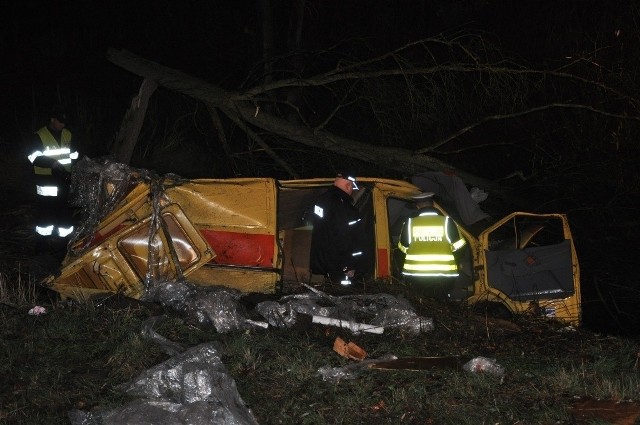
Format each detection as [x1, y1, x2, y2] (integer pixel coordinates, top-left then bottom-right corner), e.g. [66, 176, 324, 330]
[45, 159, 581, 326]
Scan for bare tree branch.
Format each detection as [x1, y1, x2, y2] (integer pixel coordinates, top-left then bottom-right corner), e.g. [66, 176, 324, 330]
[417, 103, 640, 154]
[237, 36, 639, 113]
[106, 48, 506, 195]
[220, 105, 300, 178]
[205, 103, 235, 166]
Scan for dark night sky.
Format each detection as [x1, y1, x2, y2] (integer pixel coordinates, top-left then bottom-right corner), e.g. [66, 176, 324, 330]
[3, 1, 630, 126]
[3, 1, 632, 133]
[0, 1, 626, 161]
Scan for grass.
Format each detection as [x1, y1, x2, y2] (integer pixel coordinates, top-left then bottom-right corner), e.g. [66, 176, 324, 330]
[1, 268, 640, 425]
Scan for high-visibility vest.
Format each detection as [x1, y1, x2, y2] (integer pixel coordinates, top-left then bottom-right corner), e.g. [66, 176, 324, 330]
[28, 127, 77, 198]
[29, 127, 75, 176]
[398, 212, 466, 277]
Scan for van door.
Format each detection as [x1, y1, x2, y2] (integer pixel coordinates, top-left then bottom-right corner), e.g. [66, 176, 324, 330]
[474, 212, 582, 325]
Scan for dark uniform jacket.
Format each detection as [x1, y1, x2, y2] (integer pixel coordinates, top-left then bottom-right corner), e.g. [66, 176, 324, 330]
[310, 186, 365, 279]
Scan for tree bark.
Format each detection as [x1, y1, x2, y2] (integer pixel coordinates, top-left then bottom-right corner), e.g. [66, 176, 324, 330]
[111, 78, 157, 164]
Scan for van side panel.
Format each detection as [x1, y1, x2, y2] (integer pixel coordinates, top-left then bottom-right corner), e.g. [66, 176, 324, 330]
[166, 179, 280, 292]
[200, 230, 275, 267]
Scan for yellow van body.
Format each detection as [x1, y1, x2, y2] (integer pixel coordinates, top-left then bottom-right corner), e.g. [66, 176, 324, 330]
[45, 176, 581, 326]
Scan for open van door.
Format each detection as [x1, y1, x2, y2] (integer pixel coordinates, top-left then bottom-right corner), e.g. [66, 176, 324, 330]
[469, 213, 581, 326]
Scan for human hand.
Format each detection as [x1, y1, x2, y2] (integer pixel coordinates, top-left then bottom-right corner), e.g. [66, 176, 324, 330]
[345, 269, 355, 278]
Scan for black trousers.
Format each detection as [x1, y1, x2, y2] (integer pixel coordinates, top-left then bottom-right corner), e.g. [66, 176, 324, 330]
[34, 194, 76, 237]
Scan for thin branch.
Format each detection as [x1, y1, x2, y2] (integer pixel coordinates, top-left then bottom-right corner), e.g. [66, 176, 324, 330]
[313, 98, 358, 132]
[240, 52, 639, 113]
[221, 106, 299, 179]
[205, 103, 238, 173]
[415, 103, 640, 154]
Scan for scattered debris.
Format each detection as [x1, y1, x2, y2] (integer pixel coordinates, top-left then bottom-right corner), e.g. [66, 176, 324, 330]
[333, 337, 367, 361]
[256, 285, 434, 334]
[317, 354, 398, 382]
[369, 400, 386, 412]
[312, 315, 383, 334]
[462, 356, 505, 377]
[27, 306, 46, 316]
[367, 356, 464, 371]
[69, 334, 258, 425]
[569, 398, 640, 425]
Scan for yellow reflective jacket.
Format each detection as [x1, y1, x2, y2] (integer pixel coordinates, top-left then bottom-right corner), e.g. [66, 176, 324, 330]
[31, 127, 73, 175]
[398, 211, 466, 277]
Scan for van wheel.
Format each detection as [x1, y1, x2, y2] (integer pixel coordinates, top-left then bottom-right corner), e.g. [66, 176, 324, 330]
[472, 301, 512, 320]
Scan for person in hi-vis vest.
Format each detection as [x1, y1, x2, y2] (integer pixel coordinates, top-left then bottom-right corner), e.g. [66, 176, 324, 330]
[26, 106, 79, 244]
[397, 192, 466, 287]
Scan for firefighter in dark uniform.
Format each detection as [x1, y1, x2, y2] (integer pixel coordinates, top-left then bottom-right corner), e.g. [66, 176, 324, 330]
[397, 192, 467, 297]
[310, 171, 366, 285]
[26, 106, 79, 251]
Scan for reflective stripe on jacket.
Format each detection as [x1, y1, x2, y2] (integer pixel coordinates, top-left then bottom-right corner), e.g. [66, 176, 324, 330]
[310, 186, 364, 276]
[29, 127, 74, 175]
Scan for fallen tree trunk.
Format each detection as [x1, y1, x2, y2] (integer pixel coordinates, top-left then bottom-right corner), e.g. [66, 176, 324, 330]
[111, 78, 157, 164]
[106, 48, 514, 200]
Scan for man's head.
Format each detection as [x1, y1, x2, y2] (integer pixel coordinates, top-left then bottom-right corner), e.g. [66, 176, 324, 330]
[48, 106, 67, 131]
[334, 170, 359, 196]
[412, 191, 435, 208]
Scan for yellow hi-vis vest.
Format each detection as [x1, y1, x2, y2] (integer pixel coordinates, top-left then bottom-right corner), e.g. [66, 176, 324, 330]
[398, 212, 466, 277]
[29, 127, 74, 175]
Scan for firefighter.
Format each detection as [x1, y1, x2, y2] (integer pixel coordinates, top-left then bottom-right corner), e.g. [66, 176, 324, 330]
[397, 192, 467, 296]
[26, 106, 79, 250]
[309, 170, 366, 285]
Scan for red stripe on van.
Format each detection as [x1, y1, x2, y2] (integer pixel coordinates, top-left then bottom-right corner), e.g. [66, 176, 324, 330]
[377, 248, 389, 278]
[200, 229, 275, 267]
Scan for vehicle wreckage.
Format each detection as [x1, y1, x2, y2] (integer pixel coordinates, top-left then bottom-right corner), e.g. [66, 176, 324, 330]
[44, 158, 581, 326]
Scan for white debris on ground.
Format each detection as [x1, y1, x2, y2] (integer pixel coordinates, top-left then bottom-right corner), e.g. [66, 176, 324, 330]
[68, 281, 435, 423]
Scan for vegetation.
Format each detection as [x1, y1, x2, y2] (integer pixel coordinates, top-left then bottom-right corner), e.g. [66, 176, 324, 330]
[1, 268, 639, 425]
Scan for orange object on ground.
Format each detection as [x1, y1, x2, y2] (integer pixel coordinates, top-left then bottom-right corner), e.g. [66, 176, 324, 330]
[333, 337, 367, 361]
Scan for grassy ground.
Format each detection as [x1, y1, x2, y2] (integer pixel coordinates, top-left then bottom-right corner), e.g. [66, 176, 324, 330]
[1, 269, 639, 425]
